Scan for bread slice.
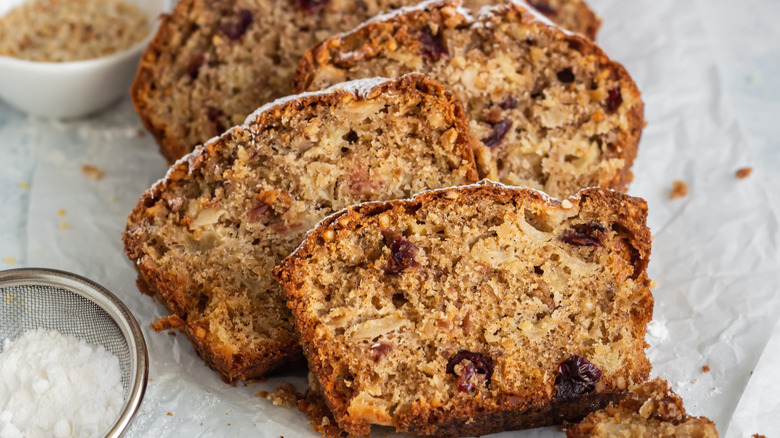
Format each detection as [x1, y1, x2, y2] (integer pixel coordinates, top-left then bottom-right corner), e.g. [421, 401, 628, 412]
[275, 182, 654, 436]
[123, 74, 479, 382]
[295, 0, 643, 199]
[567, 378, 719, 437]
[131, 0, 599, 162]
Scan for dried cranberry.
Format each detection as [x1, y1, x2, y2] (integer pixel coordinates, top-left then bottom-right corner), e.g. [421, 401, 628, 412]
[555, 355, 602, 400]
[482, 119, 512, 149]
[446, 350, 494, 392]
[528, 0, 557, 15]
[187, 54, 206, 80]
[206, 106, 229, 136]
[248, 202, 270, 224]
[381, 230, 419, 274]
[606, 87, 623, 112]
[557, 68, 575, 83]
[220, 9, 253, 40]
[418, 30, 449, 61]
[370, 342, 392, 360]
[559, 222, 606, 247]
[294, 0, 331, 14]
[499, 96, 517, 110]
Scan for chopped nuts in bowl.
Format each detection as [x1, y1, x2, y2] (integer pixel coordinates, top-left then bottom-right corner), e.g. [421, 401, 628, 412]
[0, 0, 166, 119]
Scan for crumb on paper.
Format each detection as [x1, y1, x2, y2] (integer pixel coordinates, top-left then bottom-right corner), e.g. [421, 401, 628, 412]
[59, 221, 71, 230]
[736, 167, 753, 179]
[57, 208, 67, 217]
[4, 257, 16, 264]
[266, 382, 299, 408]
[18, 181, 30, 189]
[82, 164, 106, 180]
[138, 128, 147, 137]
[702, 365, 710, 373]
[691, 378, 698, 384]
[669, 180, 688, 199]
[752, 435, 767, 438]
[167, 412, 173, 417]
[108, 195, 118, 202]
[227, 423, 231, 426]
[649, 279, 658, 289]
[256, 391, 269, 398]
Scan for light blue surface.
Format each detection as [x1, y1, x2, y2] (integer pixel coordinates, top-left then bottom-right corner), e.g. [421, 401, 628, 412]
[0, 0, 779, 436]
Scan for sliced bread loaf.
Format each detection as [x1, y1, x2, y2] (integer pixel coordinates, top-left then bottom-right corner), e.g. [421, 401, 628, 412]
[123, 74, 479, 381]
[295, 0, 643, 198]
[567, 378, 719, 437]
[276, 182, 654, 436]
[131, 0, 599, 161]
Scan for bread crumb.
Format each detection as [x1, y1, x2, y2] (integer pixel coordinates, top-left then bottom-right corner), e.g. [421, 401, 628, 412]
[691, 378, 698, 384]
[256, 390, 269, 398]
[702, 365, 710, 373]
[669, 180, 688, 199]
[266, 383, 298, 408]
[736, 167, 752, 179]
[57, 208, 67, 217]
[59, 221, 71, 230]
[138, 128, 147, 138]
[82, 164, 106, 180]
[167, 412, 173, 416]
[4, 257, 16, 264]
[18, 181, 30, 189]
[649, 279, 658, 289]
[752, 434, 767, 438]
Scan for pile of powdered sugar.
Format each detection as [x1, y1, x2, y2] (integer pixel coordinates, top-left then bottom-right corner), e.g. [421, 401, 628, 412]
[0, 328, 124, 438]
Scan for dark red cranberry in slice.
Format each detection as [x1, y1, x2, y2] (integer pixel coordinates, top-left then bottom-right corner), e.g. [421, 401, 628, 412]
[555, 355, 603, 400]
[557, 68, 575, 83]
[294, 0, 331, 14]
[499, 96, 517, 110]
[606, 86, 623, 112]
[482, 119, 512, 149]
[248, 202, 271, 224]
[418, 30, 450, 61]
[446, 350, 495, 392]
[528, 1, 557, 15]
[187, 54, 206, 80]
[206, 107, 229, 136]
[220, 9, 253, 40]
[381, 230, 419, 274]
[559, 222, 606, 247]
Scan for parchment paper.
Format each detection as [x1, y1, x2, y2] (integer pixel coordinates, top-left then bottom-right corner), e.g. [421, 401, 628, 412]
[1, 0, 779, 436]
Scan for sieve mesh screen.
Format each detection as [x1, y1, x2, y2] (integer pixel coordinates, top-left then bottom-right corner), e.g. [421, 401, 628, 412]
[0, 284, 133, 398]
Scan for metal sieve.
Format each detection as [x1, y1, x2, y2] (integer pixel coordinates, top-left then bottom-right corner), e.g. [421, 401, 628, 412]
[0, 268, 148, 437]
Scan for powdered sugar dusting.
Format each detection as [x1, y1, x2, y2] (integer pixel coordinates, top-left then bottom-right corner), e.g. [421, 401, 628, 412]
[342, 0, 475, 39]
[0, 328, 124, 438]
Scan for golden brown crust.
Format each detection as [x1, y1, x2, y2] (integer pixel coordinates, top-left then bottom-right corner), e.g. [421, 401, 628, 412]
[276, 182, 653, 436]
[294, 0, 643, 198]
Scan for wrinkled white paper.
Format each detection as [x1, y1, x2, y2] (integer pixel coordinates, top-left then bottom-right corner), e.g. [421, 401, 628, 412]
[1, 0, 779, 436]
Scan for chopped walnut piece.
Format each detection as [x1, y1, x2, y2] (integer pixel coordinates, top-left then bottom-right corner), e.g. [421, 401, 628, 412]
[669, 180, 688, 199]
[735, 167, 752, 179]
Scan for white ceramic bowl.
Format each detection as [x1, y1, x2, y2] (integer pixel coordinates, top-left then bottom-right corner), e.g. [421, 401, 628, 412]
[0, 0, 165, 119]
